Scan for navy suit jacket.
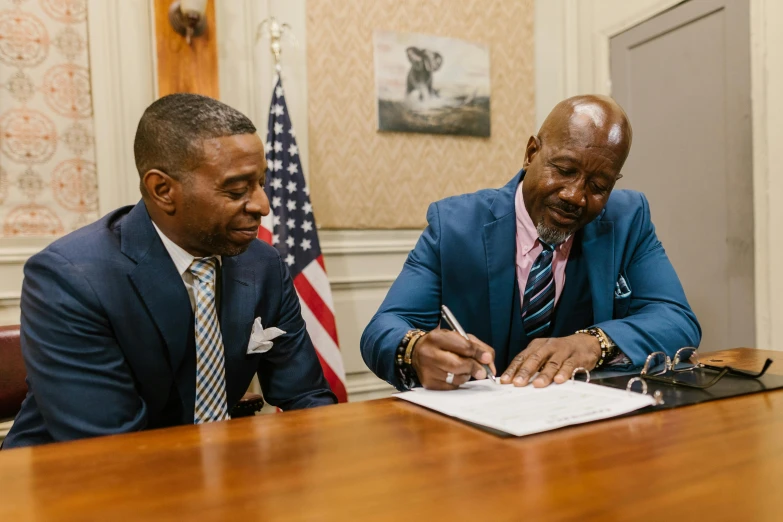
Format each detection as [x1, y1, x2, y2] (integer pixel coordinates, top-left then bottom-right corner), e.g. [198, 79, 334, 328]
[361, 171, 702, 389]
[4, 202, 336, 449]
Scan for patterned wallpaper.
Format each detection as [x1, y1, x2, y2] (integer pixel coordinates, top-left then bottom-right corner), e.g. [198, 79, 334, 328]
[0, 0, 97, 238]
[306, 0, 535, 229]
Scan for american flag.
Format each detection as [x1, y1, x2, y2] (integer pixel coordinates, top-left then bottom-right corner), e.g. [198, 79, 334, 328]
[258, 77, 348, 403]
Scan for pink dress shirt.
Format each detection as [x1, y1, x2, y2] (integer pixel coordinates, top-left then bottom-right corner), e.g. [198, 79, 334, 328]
[515, 182, 574, 310]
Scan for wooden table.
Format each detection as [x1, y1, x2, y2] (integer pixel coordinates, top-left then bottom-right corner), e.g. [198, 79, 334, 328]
[1, 348, 781, 521]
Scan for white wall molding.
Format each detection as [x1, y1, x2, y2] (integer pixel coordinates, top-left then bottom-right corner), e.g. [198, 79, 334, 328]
[329, 276, 398, 291]
[0, 247, 45, 265]
[750, 0, 770, 348]
[346, 372, 395, 402]
[88, 0, 156, 215]
[0, 293, 20, 308]
[321, 240, 418, 255]
[535, 0, 583, 127]
[0, 292, 21, 326]
[320, 229, 420, 256]
[320, 229, 419, 387]
[0, 420, 11, 441]
[750, 0, 779, 349]
[0, 253, 35, 265]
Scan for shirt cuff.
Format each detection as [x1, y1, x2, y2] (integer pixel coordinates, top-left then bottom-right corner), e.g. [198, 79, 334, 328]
[606, 351, 631, 366]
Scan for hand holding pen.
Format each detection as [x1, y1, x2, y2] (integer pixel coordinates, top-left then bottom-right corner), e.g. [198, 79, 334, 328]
[440, 305, 498, 385]
[408, 305, 498, 390]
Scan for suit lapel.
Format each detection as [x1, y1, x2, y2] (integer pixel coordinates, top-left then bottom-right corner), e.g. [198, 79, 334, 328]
[551, 232, 594, 336]
[219, 256, 256, 400]
[483, 170, 523, 352]
[581, 216, 615, 324]
[122, 203, 192, 374]
[552, 234, 580, 336]
[504, 273, 528, 370]
[483, 215, 516, 353]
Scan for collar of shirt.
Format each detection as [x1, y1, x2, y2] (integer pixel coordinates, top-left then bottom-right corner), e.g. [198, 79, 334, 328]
[151, 222, 222, 276]
[514, 181, 574, 258]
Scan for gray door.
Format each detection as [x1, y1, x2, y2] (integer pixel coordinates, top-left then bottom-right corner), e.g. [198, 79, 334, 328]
[610, 0, 753, 351]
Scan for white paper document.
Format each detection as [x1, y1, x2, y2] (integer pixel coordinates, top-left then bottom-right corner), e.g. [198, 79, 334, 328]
[395, 379, 656, 437]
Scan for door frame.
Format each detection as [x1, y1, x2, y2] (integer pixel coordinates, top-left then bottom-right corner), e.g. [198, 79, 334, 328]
[535, 0, 777, 350]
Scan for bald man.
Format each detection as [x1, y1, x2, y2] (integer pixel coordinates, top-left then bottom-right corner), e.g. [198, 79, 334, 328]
[361, 95, 701, 391]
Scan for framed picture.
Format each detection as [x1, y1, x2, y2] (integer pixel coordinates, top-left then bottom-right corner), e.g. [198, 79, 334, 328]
[374, 30, 491, 138]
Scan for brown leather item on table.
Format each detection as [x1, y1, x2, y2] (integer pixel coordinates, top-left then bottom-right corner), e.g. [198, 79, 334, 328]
[0, 325, 27, 422]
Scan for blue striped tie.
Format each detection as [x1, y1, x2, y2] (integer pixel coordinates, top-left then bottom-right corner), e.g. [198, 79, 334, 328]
[522, 240, 556, 338]
[189, 257, 230, 424]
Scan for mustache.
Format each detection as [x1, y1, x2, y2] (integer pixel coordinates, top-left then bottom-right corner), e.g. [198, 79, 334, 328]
[546, 198, 583, 217]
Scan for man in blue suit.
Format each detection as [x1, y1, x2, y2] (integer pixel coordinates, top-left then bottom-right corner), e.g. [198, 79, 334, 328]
[361, 95, 700, 391]
[3, 94, 336, 449]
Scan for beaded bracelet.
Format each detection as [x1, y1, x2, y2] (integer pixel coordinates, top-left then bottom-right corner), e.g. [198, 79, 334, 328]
[395, 329, 424, 390]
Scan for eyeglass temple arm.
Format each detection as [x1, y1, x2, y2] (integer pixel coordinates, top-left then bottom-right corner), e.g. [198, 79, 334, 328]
[701, 358, 774, 378]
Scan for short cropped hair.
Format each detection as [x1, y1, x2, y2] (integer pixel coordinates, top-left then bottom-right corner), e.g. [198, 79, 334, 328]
[133, 93, 257, 182]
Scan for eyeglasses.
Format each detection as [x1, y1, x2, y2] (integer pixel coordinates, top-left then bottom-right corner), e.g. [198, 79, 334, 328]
[638, 348, 773, 389]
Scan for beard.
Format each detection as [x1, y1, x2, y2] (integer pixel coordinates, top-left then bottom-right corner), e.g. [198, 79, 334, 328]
[536, 220, 572, 245]
[198, 229, 250, 257]
[535, 198, 584, 245]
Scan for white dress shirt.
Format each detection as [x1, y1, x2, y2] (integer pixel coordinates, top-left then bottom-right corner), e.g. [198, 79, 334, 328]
[152, 222, 221, 312]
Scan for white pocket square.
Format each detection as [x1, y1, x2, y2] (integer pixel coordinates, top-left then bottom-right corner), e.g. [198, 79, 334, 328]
[246, 317, 286, 354]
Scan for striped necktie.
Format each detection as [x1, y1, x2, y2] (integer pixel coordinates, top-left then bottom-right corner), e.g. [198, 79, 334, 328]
[189, 257, 230, 424]
[522, 240, 556, 338]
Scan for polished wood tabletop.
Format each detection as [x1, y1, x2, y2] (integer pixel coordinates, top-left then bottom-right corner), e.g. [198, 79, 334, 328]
[0, 348, 781, 522]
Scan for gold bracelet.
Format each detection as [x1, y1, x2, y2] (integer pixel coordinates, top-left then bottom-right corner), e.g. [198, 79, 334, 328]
[575, 327, 614, 368]
[404, 331, 426, 365]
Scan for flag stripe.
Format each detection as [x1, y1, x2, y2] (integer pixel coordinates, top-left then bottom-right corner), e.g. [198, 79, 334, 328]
[316, 351, 348, 403]
[297, 288, 346, 380]
[259, 211, 274, 244]
[294, 268, 339, 346]
[302, 256, 335, 312]
[257, 225, 272, 245]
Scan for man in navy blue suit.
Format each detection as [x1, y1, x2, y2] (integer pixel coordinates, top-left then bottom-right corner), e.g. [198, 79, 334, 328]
[361, 95, 701, 391]
[3, 94, 336, 449]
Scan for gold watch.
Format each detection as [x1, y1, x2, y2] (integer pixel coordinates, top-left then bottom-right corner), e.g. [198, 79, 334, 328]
[575, 327, 618, 369]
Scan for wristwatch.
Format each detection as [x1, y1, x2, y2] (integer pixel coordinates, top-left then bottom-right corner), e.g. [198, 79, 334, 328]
[575, 327, 618, 369]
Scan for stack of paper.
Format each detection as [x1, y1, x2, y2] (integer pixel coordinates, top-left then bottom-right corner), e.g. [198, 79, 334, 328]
[395, 379, 656, 436]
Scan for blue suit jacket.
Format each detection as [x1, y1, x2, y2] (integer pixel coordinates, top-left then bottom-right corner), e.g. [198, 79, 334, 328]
[361, 171, 701, 389]
[4, 202, 336, 449]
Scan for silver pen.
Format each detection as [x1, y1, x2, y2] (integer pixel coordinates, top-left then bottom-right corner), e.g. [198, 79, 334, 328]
[440, 305, 498, 384]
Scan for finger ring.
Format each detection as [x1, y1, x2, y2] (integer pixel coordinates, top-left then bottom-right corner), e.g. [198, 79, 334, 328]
[446, 372, 455, 384]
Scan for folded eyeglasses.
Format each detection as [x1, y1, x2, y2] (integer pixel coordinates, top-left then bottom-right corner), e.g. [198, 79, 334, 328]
[637, 347, 773, 389]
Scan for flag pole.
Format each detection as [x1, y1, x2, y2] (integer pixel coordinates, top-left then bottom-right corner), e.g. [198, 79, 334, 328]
[256, 16, 294, 74]
[254, 17, 349, 403]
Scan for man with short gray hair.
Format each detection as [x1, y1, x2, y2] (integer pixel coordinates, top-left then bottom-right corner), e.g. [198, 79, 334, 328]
[3, 94, 336, 449]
